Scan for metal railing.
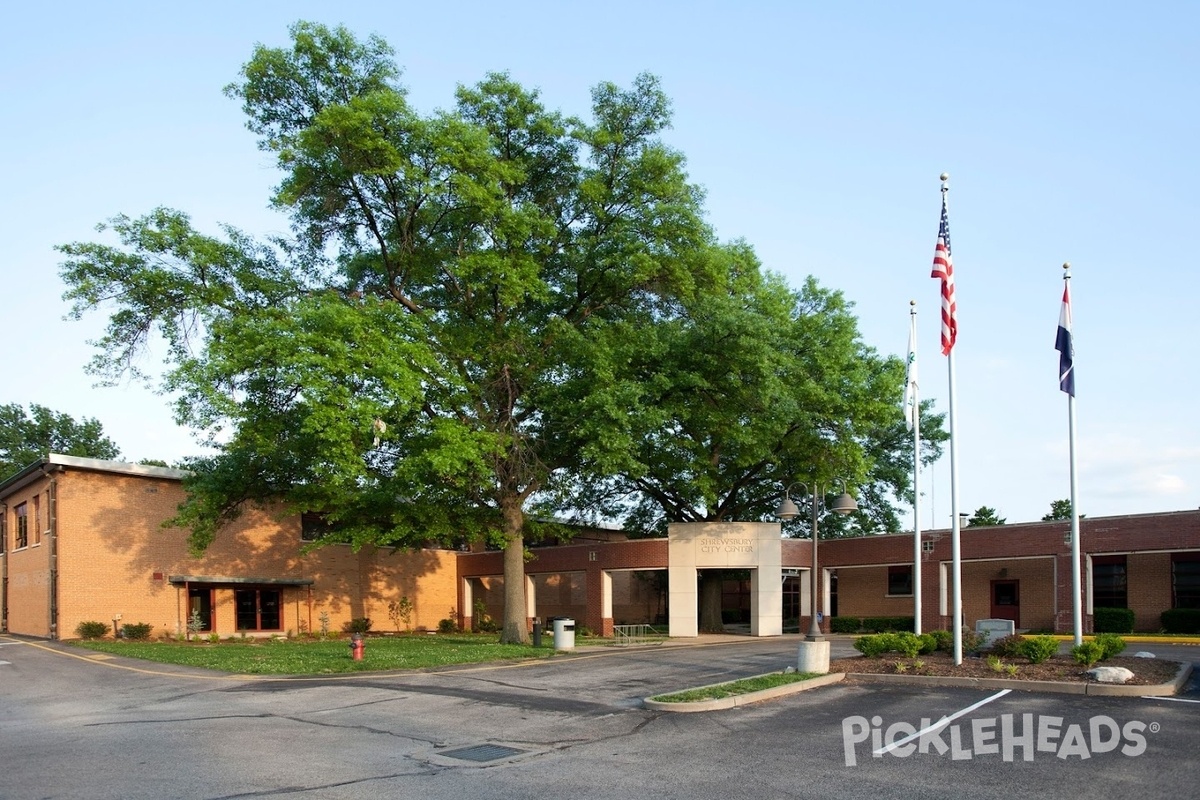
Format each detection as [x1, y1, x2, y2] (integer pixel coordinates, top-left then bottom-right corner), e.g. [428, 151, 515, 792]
[612, 623, 662, 646]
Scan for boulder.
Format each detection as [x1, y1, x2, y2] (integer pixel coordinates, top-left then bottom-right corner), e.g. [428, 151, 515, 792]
[1133, 651, 1156, 658]
[1087, 666, 1135, 684]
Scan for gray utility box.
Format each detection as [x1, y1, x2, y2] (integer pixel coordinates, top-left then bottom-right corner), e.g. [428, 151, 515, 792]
[552, 618, 575, 650]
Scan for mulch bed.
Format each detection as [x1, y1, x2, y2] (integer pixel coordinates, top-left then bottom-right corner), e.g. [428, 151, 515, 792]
[828, 652, 1184, 685]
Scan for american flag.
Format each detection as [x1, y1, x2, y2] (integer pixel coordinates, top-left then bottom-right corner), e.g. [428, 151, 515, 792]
[931, 192, 956, 355]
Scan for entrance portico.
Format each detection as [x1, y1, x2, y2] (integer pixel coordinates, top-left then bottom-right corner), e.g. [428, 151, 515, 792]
[668, 522, 783, 637]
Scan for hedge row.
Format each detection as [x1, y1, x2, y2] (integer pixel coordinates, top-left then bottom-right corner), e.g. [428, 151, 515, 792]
[829, 610, 1200, 635]
[1161, 608, 1200, 633]
[830, 616, 915, 634]
[1093, 607, 1134, 633]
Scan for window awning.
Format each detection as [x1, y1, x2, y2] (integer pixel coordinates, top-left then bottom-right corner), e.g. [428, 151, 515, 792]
[168, 575, 315, 586]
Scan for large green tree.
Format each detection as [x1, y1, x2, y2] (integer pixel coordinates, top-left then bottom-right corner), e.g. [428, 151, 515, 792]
[553, 259, 946, 630]
[0, 403, 121, 478]
[561, 261, 946, 538]
[58, 22, 720, 644]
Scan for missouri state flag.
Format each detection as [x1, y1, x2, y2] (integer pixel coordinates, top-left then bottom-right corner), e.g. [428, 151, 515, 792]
[904, 312, 918, 430]
[1056, 284, 1074, 396]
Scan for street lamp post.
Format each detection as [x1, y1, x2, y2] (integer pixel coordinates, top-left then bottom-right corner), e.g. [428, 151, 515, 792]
[776, 482, 858, 641]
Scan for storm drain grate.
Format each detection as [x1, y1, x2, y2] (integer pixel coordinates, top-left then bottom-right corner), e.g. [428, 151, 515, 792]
[441, 744, 527, 763]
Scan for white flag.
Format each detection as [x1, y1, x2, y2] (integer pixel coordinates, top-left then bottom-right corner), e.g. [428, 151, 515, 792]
[904, 313, 918, 430]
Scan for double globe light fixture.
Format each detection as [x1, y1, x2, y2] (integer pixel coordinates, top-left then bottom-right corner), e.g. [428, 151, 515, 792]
[775, 481, 858, 641]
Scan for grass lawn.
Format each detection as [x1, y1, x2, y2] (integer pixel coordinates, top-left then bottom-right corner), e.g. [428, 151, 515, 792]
[650, 671, 820, 703]
[69, 633, 559, 675]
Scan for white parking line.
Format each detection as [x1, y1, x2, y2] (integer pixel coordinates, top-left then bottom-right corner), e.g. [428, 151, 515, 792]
[873, 689, 1012, 756]
[1140, 696, 1200, 704]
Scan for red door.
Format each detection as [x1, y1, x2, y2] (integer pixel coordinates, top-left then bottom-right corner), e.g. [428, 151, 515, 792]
[990, 580, 1020, 626]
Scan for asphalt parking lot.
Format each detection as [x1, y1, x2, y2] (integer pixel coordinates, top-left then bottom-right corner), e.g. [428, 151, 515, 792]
[2, 634, 1198, 800]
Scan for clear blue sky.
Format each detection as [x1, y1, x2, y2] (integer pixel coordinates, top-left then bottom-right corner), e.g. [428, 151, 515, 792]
[3, 2, 1196, 527]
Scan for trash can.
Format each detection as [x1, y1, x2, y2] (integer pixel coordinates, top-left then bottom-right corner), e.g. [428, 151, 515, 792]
[552, 617, 575, 650]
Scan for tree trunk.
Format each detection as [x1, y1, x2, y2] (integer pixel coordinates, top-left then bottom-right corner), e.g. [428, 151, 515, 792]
[698, 571, 725, 633]
[500, 497, 529, 644]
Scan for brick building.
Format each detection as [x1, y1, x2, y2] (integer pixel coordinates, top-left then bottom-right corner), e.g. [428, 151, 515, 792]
[0, 455, 457, 639]
[3, 454, 1199, 639]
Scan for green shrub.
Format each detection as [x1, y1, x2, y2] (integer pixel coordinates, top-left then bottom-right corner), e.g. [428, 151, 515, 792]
[961, 628, 988, 654]
[929, 629, 954, 652]
[1071, 641, 1105, 668]
[438, 614, 459, 634]
[1019, 635, 1060, 664]
[1093, 633, 1126, 659]
[343, 617, 373, 634]
[861, 616, 915, 633]
[1093, 607, 1135, 634]
[917, 633, 938, 655]
[1160, 608, 1200, 634]
[75, 621, 110, 640]
[830, 616, 861, 634]
[892, 632, 923, 658]
[472, 600, 499, 632]
[989, 634, 1025, 658]
[121, 623, 153, 641]
[854, 633, 898, 658]
[928, 628, 986, 654]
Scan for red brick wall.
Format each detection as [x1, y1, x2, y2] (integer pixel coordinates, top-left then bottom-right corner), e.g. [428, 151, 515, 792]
[3, 476, 54, 636]
[835, 566, 917, 619]
[1128, 552, 1172, 631]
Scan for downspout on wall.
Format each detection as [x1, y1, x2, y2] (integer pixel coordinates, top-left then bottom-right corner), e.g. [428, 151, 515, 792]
[43, 467, 61, 640]
[1, 501, 7, 633]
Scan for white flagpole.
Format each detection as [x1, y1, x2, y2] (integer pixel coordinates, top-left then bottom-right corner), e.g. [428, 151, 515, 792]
[908, 301, 922, 634]
[1064, 262, 1083, 646]
[948, 346, 962, 664]
[936, 173, 964, 665]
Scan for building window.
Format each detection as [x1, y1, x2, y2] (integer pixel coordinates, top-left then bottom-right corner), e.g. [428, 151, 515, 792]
[33, 495, 41, 545]
[235, 589, 282, 631]
[14, 503, 28, 549]
[301, 512, 328, 542]
[1092, 555, 1127, 608]
[1172, 556, 1200, 610]
[301, 512, 349, 543]
[887, 565, 913, 596]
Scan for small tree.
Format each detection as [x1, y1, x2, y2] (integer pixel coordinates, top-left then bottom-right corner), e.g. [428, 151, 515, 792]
[388, 596, 415, 633]
[968, 506, 1006, 527]
[1042, 499, 1084, 521]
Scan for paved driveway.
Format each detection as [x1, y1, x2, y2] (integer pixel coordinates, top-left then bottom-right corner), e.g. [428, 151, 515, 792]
[2, 635, 1197, 799]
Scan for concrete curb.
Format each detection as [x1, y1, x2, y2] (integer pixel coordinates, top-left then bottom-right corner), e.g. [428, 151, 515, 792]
[845, 660, 1193, 696]
[643, 661, 1192, 712]
[643, 672, 846, 712]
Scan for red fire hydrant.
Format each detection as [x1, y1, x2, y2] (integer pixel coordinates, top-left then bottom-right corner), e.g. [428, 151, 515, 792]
[349, 633, 365, 661]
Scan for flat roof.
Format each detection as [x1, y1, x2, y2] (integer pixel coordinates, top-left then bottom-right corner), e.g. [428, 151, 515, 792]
[0, 453, 190, 497]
